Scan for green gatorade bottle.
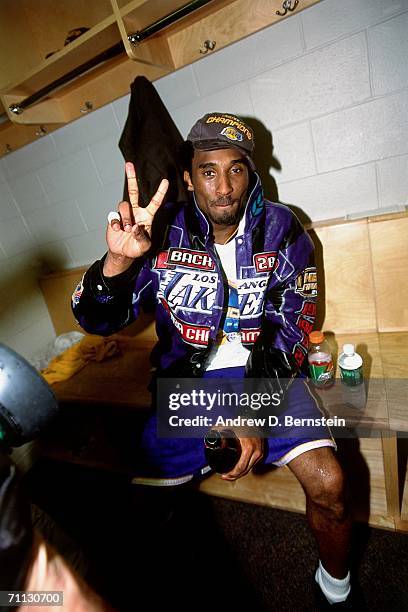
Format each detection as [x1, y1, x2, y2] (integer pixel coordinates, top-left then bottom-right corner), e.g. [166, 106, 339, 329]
[308, 331, 334, 387]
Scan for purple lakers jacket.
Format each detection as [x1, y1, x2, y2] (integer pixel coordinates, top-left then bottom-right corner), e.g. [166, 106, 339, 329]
[72, 173, 317, 377]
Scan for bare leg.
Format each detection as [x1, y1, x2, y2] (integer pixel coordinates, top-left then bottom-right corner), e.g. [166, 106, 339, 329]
[288, 446, 352, 578]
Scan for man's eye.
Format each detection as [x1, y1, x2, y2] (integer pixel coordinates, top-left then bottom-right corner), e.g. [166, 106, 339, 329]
[231, 166, 243, 173]
[203, 170, 215, 177]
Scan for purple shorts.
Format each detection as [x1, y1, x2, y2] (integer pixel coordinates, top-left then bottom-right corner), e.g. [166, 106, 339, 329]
[132, 367, 335, 486]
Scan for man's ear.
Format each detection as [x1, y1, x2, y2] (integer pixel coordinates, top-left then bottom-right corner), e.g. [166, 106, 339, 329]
[183, 170, 194, 192]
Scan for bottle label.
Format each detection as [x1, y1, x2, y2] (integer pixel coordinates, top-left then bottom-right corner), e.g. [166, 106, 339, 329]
[340, 365, 363, 385]
[309, 360, 334, 384]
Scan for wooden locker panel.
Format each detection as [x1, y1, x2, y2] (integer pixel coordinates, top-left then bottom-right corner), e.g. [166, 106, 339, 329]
[369, 216, 408, 332]
[311, 220, 377, 334]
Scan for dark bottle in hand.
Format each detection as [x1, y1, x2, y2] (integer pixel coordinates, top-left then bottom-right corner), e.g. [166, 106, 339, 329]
[204, 428, 241, 474]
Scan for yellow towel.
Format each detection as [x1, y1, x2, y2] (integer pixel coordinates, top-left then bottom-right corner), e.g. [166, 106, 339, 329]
[41, 335, 119, 385]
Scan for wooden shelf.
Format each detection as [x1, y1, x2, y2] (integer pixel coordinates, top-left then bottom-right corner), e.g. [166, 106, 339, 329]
[2, 16, 120, 94]
[0, 0, 115, 92]
[199, 465, 306, 514]
[369, 217, 408, 333]
[0, 18, 174, 127]
[1, 17, 123, 124]
[0, 0, 124, 125]
[0, 120, 60, 158]
[0, 53, 168, 157]
[0, 0, 322, 137]
[166, 0, 321, 70]
[199, 437, 395, 531]
[51, 344, 155, 408]
[118, 0, 193, 26]
[0, 0, 177, 127]
[111, 0, 177, 69]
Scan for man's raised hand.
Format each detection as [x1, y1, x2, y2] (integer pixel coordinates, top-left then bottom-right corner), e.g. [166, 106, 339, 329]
[104, 162, 168, 276]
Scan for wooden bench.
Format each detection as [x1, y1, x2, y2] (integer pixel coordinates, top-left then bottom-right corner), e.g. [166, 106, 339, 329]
[39, 211, 408, 532]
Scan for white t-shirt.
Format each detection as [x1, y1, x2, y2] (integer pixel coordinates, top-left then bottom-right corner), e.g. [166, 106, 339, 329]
[205, 239, 250, 371]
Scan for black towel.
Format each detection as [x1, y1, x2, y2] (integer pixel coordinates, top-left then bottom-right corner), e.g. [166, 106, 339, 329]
[118, 75, 188, 207]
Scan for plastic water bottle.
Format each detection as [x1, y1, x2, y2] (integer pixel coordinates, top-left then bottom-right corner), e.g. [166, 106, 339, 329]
[338, 344, 363, 386]
[308, 331, 334, 387]
[203, 429, 241, 473]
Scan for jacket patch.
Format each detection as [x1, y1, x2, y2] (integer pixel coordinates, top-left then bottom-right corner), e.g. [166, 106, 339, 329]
[154, 249, 215, 271]
[296, 315, 314, 336]
[154, 251, 169, 269]
[296, 299, 315, 338]
[253, 251, 278, 273]
[293, 343, 307, 367]
[241, 328, 261, 344]
[295, 267, 317, 298]
[169, 248, 215, 270]
[160, 298, 210, 346]
[297, 301, 316, 319]
[71, 276, 84, 306]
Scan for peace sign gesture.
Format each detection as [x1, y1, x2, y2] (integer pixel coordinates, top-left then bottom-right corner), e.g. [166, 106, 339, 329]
[104, 162, 168, 276]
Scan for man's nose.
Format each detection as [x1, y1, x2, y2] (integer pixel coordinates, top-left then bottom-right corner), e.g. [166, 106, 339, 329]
[216, 173, 233, 195]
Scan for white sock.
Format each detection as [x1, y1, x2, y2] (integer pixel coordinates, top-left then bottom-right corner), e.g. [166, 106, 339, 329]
[315, 560, 351, 604]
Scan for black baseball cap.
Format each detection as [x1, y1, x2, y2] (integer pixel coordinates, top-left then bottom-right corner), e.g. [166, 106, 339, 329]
[187, 112, 255, 169]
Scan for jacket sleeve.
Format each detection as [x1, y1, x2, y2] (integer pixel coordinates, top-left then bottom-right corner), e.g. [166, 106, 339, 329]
[264, 214, 317, 369]
[71, 254, 156, 336]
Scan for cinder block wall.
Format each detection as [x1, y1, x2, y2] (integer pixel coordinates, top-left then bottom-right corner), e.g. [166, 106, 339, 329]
[0, 0, 407, 358]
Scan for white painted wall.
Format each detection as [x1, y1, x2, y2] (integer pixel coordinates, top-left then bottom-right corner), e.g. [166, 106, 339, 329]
[0, 0, 407, 359]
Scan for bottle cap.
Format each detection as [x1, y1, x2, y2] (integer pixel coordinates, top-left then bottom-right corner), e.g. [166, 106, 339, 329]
[343, 344, 355, 356]
[309, 331, 324, 343]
